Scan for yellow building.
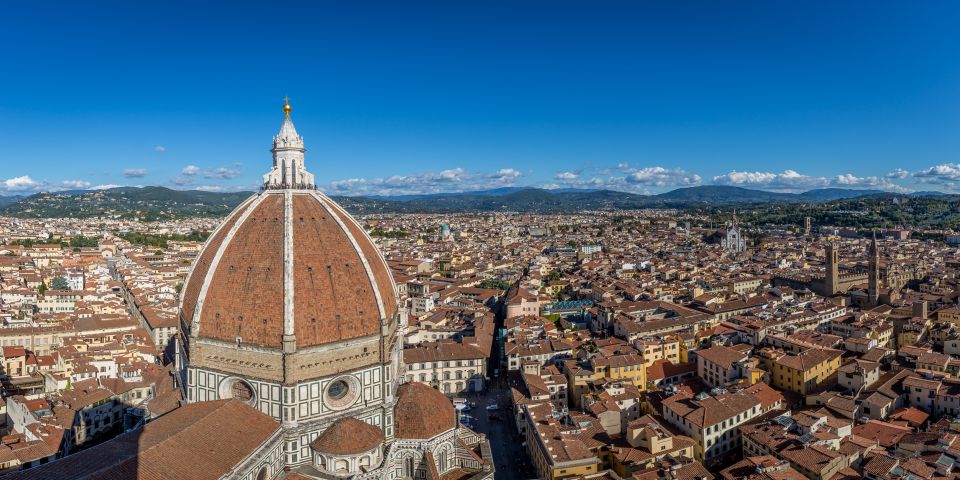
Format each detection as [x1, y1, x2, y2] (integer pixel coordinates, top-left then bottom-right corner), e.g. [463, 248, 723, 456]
[937, 306, 960, 325]
[610, 415, 696, 477]
[523, 402, 602, 479]
[770, 348, 843, 395]
[677, 334, 700, 364]
[635, 336, 681, 366]
[592, 354, 647, 391]
[563, 359, 602, 408]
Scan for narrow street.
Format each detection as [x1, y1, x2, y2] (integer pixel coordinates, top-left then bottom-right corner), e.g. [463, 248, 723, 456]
[459, 378, 537, 480]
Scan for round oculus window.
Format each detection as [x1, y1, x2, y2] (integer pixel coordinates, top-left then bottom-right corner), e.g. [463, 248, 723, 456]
[327, 379, 349, 400]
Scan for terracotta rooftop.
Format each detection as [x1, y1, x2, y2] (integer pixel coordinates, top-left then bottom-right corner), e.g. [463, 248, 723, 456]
[311, 416, 383, 455]
[4, 399, 279, 480]
[394, 382, 456, 440]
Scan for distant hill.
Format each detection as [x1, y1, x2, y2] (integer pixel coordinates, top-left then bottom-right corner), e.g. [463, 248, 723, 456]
[0, 186, 253, 220]
[0, 195, 24, 207]
[655, 186, 795, 203]
[794, 188, 885, 202]
[0, 184, 945, 218]
[655, 186, 889, 203]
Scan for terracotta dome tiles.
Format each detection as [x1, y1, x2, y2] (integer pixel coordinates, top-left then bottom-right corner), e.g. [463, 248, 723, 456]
[394, 382, 456, 440]
[180, 196, 256, 325]
[292, 194, 382, 345]
[198, 194, 286, 347]
[181, 190, 398, 350]
[311, 417, 383, 455]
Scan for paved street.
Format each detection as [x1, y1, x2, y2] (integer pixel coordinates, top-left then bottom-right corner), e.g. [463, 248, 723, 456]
[458, 379, 537, 480]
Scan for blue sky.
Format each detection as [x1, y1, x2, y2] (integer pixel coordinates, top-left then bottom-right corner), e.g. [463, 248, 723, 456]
[2, 1, 960, 196]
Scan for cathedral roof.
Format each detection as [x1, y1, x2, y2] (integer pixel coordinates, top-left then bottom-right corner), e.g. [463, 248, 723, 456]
[311, 417, 383, 455]
[180, 103, 398, 350]
[3, 400, 278, 480]
[394, 382, 456, 440]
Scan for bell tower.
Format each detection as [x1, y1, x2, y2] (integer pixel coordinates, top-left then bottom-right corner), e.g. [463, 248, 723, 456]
[868, 230, 880, 306]
[825, 243, 839, 295]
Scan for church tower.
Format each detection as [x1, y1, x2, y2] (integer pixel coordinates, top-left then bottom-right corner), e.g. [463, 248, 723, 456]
[825, 243, 839, 295]
[868, 230, 880, 306]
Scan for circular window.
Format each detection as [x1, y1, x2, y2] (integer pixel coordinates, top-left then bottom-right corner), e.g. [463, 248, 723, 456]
[324, 376, 360, 410]
[219, 377, 257, 405]
[327, 380, 349, 400]
[231, 380, 255, 402]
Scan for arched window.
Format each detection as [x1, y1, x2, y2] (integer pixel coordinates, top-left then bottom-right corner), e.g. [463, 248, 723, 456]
[443, 383, 451, 393]
[404, 455, 416, 477]
[436, 444, 452, 473]
[256, 466, 269, 480]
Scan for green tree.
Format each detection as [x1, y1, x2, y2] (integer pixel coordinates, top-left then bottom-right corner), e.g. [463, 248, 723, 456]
[50, 277, 70, 290]
[38, 282, 48, 294]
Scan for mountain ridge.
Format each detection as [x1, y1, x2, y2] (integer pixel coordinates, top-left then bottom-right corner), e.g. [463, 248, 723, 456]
[0, 185, 949, 218]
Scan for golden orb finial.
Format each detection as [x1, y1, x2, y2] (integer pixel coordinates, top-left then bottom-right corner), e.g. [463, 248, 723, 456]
[282, 96, 292, 115]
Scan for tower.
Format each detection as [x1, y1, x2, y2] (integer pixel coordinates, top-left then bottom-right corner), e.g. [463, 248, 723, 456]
[263, 98, 316, 189]
[825, 243, 839, 295]
[804, 217, 812, 236]
[868, 230, 880, 306]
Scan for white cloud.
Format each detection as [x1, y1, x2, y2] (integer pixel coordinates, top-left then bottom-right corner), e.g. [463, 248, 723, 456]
[492, 168, 522, 180]
[323, 167, 526, 196]
[2, 176, 39, 191]
[834, 174, 909, 193]
[712, 169, 910, 192]
[193, 184, 247, 192]
[712, 169, 830, 191]
[123, 169, 149, 178]
[154, 145, 167, 153]
[625, 167, 701, 187]
[0, 177, 95, 194]
[548, 165, 702, 193]
[886, 168, 910, 179]
[182, 165, 201, 176]
[61, 180, 91, 189]
[203, 167, 241, 179]
[171, 176, 197, 187]
[914, 163, 960, 183]
[91, 184, 122, 190]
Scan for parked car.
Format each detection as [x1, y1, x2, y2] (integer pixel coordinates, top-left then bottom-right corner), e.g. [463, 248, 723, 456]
[485, 404, 499, 411]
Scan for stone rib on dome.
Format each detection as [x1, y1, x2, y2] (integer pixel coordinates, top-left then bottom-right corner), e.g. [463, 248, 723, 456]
[311, 417, 383, 455]
[181, 192, 398, 349]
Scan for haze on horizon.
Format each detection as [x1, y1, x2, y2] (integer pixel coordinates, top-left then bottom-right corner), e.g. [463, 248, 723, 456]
[2, 1, 960, 197]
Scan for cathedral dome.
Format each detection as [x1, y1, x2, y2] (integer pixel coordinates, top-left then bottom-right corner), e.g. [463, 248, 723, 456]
[180, 104, 398, 353]
[311, 417, 384, 455]
[394, 382, 456, 439]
